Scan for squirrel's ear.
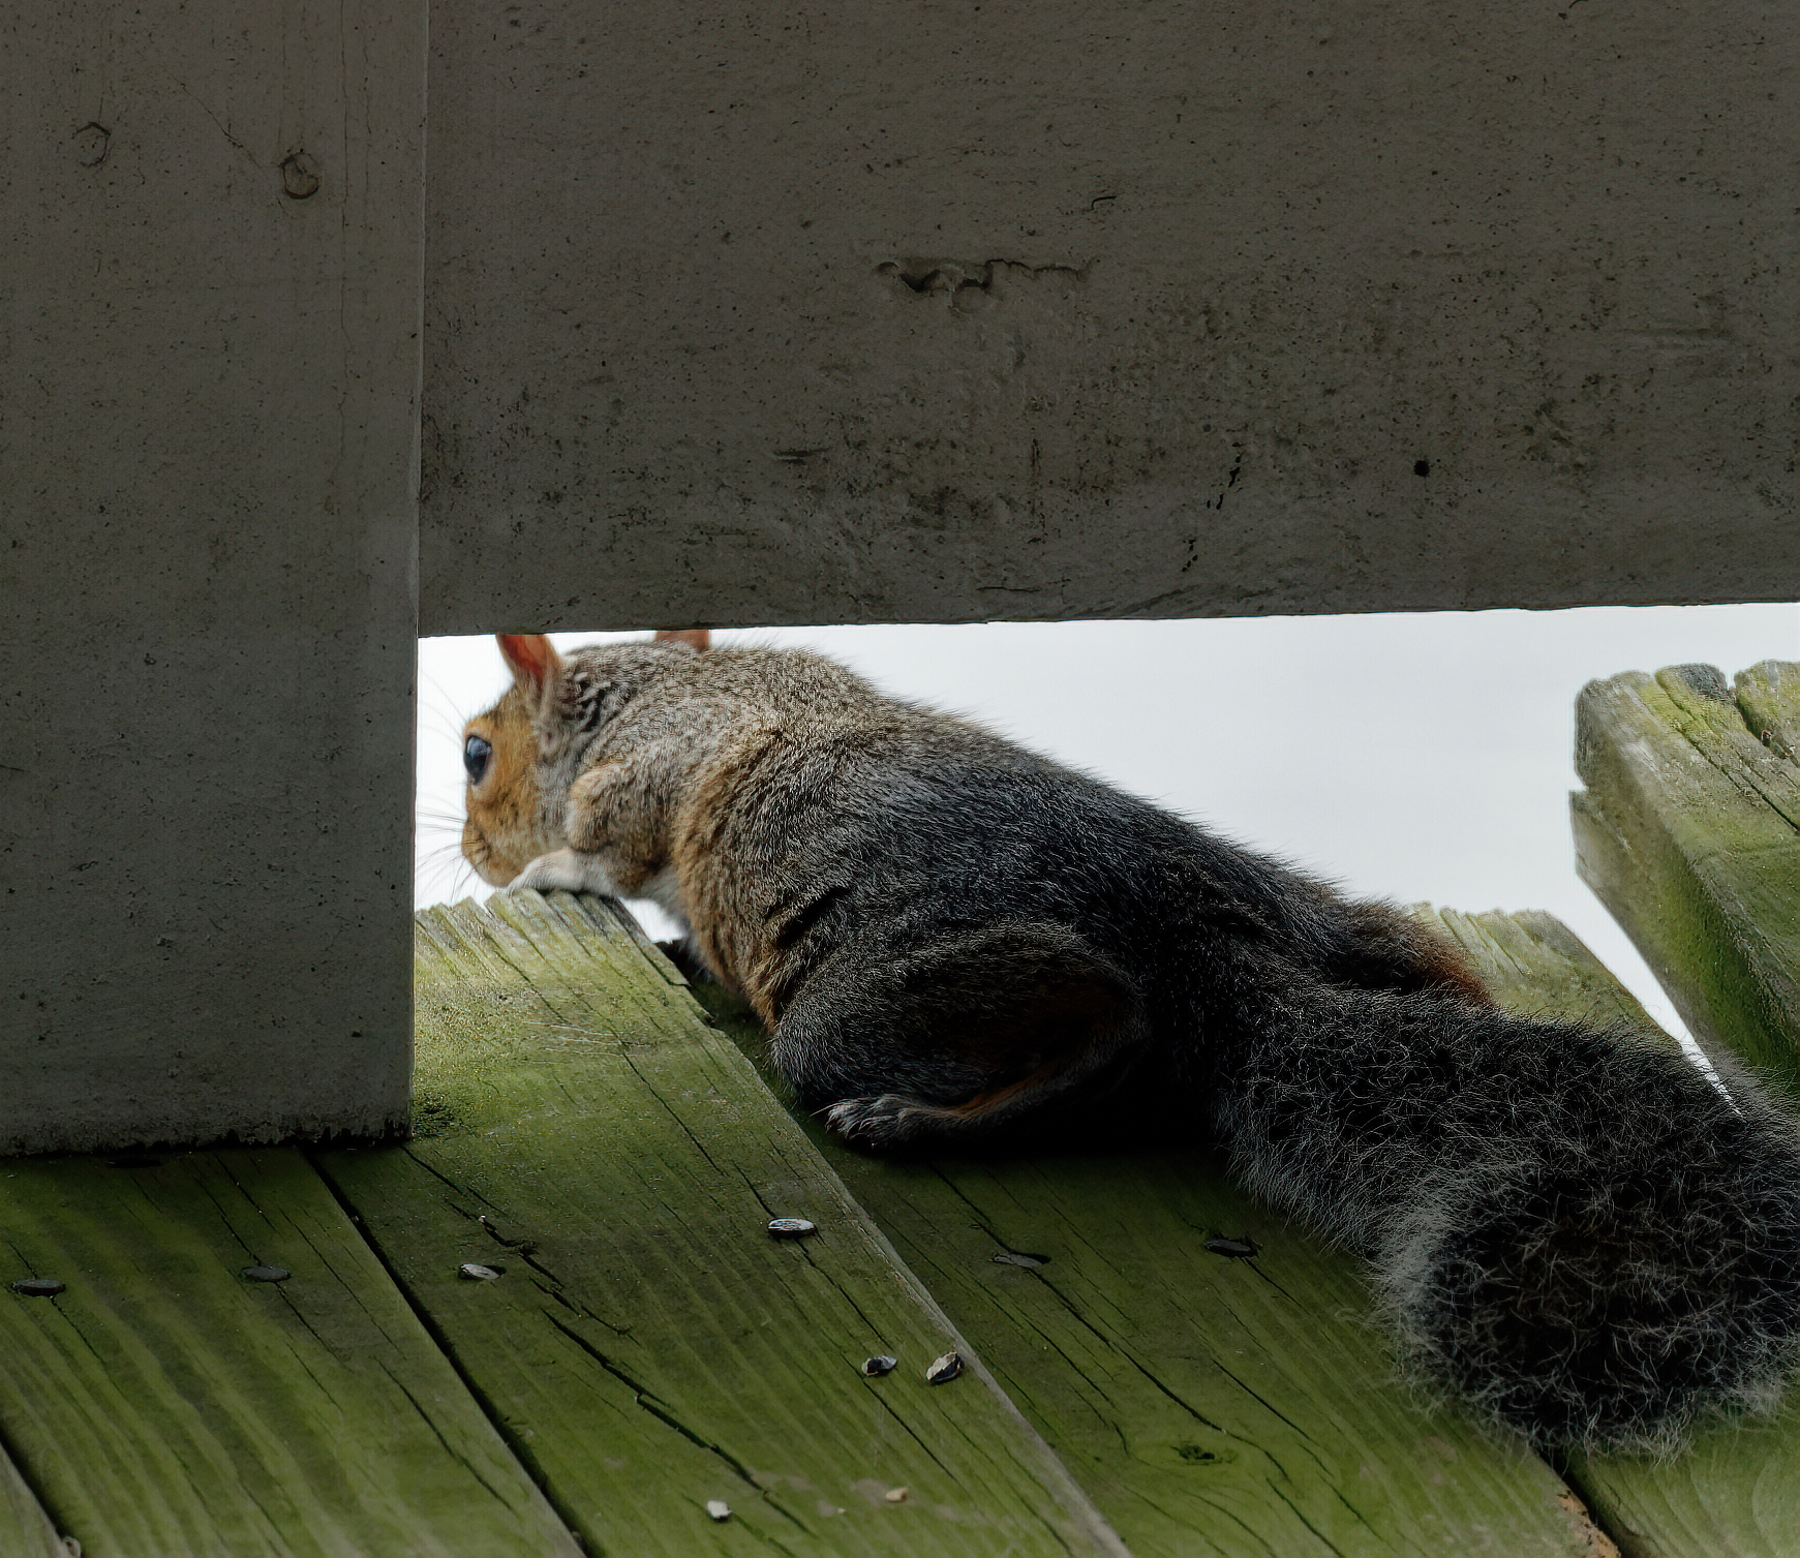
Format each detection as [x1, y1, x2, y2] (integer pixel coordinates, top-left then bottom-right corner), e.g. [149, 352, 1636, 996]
[653, 629, 711, 653]
[496, 633, 562, 693]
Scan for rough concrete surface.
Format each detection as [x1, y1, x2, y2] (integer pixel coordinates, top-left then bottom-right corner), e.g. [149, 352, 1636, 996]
[419, 0, 1794, 633]
[4, 0, 1790, 1149]
[0, 2, 427, 1149]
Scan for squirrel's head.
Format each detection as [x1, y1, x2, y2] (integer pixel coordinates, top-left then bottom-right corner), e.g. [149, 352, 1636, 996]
[459, 629, 710, 886]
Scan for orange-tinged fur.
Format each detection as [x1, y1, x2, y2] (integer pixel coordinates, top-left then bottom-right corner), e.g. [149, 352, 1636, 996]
[460, 681, 553, 885]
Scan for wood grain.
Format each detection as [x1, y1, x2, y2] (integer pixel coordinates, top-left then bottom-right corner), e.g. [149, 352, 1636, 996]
[0, 1148, 579, 1557]
[1572, 662, 1800, 1095]
[1410, 905, 1670, 1039]
[0, 1452, 66, 1558]
[1420, 905, 1800, 1558]
[688, 973, 1611, 1557]
[1734, 662, 1800, 764]
[320, 890, 1125, 1558]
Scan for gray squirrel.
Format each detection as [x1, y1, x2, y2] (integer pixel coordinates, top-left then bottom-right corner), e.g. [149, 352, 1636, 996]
[461, 630, 1800, 1453]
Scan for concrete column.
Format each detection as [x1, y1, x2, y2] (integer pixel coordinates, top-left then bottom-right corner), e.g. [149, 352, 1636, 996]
[418, 0, 1793, 633]
[1, 1, 427, 1150]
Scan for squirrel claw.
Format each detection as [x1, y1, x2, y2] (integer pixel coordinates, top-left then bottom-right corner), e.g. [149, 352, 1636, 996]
[824, 1094, 927, 1148]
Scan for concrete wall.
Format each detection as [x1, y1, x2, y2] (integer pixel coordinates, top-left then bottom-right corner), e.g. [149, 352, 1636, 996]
[0, 2, 426, 1151]
[419, 0, 1793, 634]
[4, 0, 1789, 1150]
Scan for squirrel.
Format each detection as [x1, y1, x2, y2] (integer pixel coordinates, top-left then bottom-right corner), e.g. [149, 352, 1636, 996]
[461, 629, 1800, 1454]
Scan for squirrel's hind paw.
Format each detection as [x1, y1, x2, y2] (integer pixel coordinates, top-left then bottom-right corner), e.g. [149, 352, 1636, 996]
[823, 1094, 934, 1149]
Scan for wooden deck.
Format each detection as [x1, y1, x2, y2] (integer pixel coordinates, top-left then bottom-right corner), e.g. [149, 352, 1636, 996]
[1574, 660, 1800, 1096]
[1, 660, 1794, 1557]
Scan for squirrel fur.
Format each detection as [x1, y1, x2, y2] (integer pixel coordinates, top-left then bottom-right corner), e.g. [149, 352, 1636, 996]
[461, 630, 1800, 1453]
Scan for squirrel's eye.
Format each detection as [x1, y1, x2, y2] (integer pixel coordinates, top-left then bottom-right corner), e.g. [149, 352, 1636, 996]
[463, 734, 493, 784]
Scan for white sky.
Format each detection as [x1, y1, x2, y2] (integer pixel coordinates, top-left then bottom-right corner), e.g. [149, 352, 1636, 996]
[417, 603, 1797, 1041]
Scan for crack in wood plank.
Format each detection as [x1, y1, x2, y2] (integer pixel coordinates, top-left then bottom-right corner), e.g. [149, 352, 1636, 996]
[687, 956, 1617, 1558]
[0, 1150, 582, 1557]
[323, 892, 1129, 1558]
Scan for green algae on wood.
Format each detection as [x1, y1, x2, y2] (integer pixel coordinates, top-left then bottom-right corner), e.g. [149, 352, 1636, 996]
[1571, 661, 1800, 1096]
[687, 979, 1610, 1558]
[1733, 660, 1800, 763]
[0, 1452, 66, 1558]
[1408, 905, 1671, 1041]
[321, 890, 1125, 1558]
[1417, 903, 1800, 1558]
[0, 1149, 580, 1558]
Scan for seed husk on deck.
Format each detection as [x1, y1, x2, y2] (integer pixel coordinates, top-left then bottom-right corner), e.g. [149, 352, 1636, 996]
[925, 1350, 962, 1384]
[9, 1278, 65, 1297]
[1203, 1236, 1259, 1259]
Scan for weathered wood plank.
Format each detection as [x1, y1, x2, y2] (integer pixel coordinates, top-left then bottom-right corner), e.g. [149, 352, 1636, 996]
[321, 892, 1124, 1558]
[1416, 905, 1800, 1558]
[1571, 662, 1800, 1096]
[0, 1453, 66, 1558]
[1733, 661, 1800, 764]
[1408, 905, 1670, 1038]
[686, 971, 1612, 1556]
[0, 1149, 580, 1558]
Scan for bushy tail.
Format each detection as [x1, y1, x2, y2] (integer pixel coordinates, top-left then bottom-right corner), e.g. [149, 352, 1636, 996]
[1210, 986, 1800, 1451]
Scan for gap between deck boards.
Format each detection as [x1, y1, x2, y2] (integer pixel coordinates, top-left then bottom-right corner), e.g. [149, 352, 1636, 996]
[5, 885, 1790, 1557]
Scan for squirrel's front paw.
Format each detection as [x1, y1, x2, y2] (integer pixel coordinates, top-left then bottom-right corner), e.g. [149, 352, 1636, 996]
[508, 849, 618, 897]
[823, 1094, 931, 1149]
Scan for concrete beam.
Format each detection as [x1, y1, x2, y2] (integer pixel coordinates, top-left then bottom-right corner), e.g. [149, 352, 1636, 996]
[1, 2, 426, 1150]
[418, 0, 1793, 633]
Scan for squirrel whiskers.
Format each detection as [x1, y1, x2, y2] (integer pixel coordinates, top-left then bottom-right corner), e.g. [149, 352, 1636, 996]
[462, 631, 1800, 1453]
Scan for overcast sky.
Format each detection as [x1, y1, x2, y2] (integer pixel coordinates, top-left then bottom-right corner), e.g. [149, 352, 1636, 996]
[418, 603, 1796, 1041]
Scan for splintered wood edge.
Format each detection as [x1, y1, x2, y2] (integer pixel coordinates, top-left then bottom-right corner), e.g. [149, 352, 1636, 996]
[1409, 903, 1672, 1042]
[1569, 663, 1800, 1091]
[1735, 660, 1800, 761]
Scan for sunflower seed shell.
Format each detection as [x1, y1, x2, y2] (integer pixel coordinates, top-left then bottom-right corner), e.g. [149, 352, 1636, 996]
[925, 1350, 962, 1384]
